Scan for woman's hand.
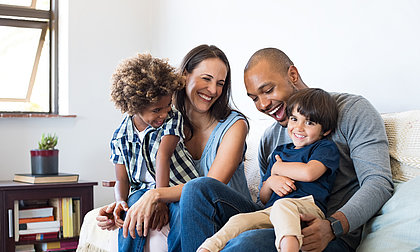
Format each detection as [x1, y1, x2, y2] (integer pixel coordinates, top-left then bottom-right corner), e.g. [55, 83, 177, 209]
[123, 189, 160, 239]
[150, 202, 169, 231]
[113, 200, 129, 228]
[267, 175, 296, 197]
[96, 202, 118, 231]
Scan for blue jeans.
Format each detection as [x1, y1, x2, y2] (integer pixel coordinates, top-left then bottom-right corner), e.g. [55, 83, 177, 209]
[222, 229, 354, 251]
[178, 177, 354, 252]
[118, 189, 181, 252]
[118, 189, 148, 252]
[178, 177, 261, 252]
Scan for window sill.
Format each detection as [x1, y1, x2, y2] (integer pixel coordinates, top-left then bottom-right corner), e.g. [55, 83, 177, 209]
[0, 113, 76, 118]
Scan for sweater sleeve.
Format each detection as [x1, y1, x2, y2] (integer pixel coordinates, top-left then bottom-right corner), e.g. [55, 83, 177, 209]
[336, 97, 394, 232]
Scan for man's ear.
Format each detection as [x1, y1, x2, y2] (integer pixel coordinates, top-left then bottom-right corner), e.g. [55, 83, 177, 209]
[322, 129, 332, 137]
[287, 65, 299, 84]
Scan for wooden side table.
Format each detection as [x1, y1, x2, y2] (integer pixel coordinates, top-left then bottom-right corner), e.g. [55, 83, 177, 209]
[0, 180, 97, 251]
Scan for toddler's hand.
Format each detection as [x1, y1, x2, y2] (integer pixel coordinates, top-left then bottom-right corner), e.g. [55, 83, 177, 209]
[271, 155, 284, 175]
[267, 175, 296, 197]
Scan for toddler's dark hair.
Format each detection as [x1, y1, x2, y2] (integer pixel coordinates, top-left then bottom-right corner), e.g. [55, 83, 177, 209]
[111, 53, 184, 115]
[286, 88, 338, 134]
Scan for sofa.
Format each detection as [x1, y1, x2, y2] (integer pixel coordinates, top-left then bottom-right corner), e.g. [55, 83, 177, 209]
[77, 110, 420, 252]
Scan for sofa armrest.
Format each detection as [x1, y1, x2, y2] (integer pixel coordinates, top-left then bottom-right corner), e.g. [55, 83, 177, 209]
[76, 207, 118, 252]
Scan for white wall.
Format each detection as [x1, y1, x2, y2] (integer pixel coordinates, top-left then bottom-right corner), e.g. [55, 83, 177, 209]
[1, 0, 419, 207]
[150, 0, 420, 119]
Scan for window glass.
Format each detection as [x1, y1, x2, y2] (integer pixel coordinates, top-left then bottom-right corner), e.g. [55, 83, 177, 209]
[0, 0, 55, 113]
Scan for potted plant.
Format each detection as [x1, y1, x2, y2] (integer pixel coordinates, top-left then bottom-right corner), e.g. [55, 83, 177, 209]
[30, 133, 59, 175]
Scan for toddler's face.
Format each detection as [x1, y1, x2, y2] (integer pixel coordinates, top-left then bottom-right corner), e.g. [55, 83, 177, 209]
[287, 106, 329, 149]
[135, 95, 172, 130]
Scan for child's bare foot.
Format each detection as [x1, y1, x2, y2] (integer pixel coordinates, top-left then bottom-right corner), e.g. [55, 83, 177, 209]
[197, 248, 210, 252]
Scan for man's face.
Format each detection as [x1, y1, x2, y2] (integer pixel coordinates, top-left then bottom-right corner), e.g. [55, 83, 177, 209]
[244, 60, 297, 127]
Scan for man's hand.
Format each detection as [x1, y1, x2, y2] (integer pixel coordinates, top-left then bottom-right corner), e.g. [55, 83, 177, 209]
[267, 175, 296, 197]
[300, 214, 334, 252]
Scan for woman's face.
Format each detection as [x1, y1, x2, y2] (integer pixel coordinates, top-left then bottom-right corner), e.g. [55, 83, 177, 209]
[184, 58, 227, 114]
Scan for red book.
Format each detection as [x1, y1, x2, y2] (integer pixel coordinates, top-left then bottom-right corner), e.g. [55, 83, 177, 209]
[19, 232, 58, 241]
[39, 240, 78, 251]
[19, 216, 54, 224]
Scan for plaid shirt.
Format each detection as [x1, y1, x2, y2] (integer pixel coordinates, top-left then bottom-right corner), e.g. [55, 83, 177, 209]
[110, 107, 199, 193]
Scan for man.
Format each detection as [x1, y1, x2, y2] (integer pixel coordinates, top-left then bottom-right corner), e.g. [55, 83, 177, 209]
[179, 48, 393, 251]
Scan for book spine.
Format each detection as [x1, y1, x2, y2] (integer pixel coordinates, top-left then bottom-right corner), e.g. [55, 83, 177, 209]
[19, 232, 58, 241]
[19, 220, 60, 230]
[19, 207, 53, 218]
[68, 198, 73, 237]
[19, 216, 55, 224]
[14, 200, 19, 242]
[73, 198, 81, 236]
[62, 198, 68, 238]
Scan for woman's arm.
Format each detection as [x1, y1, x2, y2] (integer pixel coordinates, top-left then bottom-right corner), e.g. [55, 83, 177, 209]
[206, 119, 248, 183]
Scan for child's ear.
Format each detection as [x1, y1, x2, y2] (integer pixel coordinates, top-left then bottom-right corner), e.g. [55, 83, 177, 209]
[322, 130, 332, 137]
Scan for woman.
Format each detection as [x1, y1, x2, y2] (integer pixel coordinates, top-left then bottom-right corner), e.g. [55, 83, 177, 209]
[97, 44, 250, 251]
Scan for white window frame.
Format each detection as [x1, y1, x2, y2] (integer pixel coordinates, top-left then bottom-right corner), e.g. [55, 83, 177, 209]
[0, 0, 58, 114]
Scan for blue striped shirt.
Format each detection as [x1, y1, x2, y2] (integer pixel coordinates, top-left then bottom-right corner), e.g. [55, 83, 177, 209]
[110, 107, 199, 194]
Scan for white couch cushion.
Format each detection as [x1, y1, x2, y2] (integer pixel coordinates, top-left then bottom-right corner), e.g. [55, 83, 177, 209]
[382, 110, 420, 182]
[357, 175, 420, 252]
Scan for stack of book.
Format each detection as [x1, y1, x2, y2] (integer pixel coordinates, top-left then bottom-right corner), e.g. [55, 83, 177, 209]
[14, 198, 81, 243]
[13, 173, 79, 184]
[18, 205, 60, 241]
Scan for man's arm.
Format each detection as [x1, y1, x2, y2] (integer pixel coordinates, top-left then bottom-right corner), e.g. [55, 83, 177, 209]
[333, 97, 393, 231]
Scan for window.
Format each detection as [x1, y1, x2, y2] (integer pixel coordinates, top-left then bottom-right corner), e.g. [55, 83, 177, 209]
[0, 0, 58, 114]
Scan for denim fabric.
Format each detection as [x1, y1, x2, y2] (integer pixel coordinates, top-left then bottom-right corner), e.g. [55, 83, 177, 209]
[118, 189, 148, 252]
[222, 229, 353, 251]
[178, 177, 354, 252]
[178, 177, 261, 252]
[167, 202, 181, 252]
[119, 189, 181, 252]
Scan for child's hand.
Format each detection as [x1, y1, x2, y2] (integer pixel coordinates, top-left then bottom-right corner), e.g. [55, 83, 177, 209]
[271, 155, 284, 175]
[96, 202, 118, 230]
[267, 175, 296, 197]
[114, 200, 129, 228]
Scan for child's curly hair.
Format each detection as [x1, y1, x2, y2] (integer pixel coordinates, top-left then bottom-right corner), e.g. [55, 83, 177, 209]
[111, 53, 184, 115]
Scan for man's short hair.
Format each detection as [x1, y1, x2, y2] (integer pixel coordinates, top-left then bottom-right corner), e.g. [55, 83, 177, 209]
[244, 48, 294, 76]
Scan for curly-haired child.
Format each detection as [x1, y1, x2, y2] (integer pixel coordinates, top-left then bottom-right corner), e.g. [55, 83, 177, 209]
[107, 53, 199, 241]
